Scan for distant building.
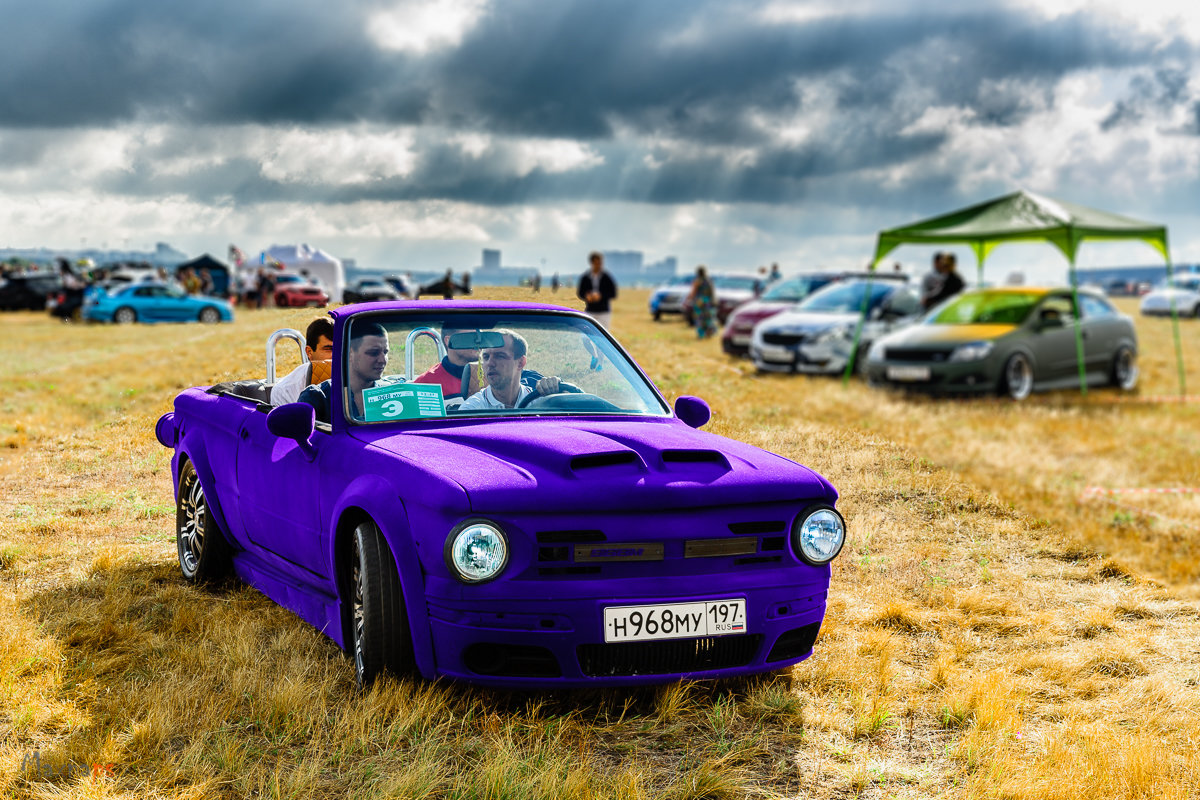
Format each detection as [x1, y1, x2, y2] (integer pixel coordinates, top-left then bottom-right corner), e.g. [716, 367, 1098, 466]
[482, 249, 501, 271]
[1075, 264, 1198, 290]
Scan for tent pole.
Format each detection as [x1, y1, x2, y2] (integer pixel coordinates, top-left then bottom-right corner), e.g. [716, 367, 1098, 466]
[1068, 253, 1088, 396]
[1165, 260, 1188, 400]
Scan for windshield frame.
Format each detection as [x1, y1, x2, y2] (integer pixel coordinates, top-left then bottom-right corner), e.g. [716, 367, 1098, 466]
[337, 307, 673, 427]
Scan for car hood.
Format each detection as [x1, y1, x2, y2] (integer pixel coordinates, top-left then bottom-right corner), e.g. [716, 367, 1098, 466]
[352, 418, 835, 514]
[759, 310, 859, 334]
[883, 323, 1019, 345]
[728, 301, 794, 326]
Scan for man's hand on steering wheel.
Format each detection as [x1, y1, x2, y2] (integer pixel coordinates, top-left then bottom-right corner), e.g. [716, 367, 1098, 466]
[535, 376, 560, 396]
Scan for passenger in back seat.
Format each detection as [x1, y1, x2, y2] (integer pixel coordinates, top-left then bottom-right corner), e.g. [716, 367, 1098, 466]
[271, 317, 334, 406]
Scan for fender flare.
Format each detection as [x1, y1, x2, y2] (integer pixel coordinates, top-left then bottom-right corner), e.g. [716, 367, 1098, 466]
[175, 434, 236, 546]
[327, 475, 436, 679]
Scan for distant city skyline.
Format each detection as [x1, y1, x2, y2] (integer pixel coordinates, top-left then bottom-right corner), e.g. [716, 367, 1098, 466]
[2, 1, 1199, 285]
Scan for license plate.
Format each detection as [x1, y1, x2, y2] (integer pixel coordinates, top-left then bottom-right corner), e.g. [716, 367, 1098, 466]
[603, 598, 747, 643]
[886, 365, 931, 381]
[730, 334, 751, 345]
[756, 345, 793, 362]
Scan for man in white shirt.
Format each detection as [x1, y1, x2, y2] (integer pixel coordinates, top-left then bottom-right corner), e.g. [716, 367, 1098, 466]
[271, 317, 335, 405]
[459, 330, 561, 411]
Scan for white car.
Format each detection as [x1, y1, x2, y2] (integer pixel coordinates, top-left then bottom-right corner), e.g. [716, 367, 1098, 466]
[1140, 274, 1200, 317]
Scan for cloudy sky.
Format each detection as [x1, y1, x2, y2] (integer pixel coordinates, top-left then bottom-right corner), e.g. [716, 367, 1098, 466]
[1, 0, 1198, 280]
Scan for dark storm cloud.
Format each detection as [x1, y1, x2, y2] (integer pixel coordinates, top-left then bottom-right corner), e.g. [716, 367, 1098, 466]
[1, 0, 1195, 209]
[1100, 67, 1198, 132]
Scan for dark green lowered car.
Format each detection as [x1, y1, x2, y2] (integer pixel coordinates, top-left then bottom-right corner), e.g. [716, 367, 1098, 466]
[864, 287, 1138, 400]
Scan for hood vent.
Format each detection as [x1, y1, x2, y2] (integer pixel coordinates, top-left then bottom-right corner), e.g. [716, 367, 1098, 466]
[662, 450, 729, 468]
[570, 451, 643, 472]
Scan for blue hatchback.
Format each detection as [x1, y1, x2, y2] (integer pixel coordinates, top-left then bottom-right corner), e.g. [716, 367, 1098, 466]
[84, 282, 234, 324]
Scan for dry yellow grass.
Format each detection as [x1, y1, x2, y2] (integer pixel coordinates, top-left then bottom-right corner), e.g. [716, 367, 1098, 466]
[2, 289, 1199, 798]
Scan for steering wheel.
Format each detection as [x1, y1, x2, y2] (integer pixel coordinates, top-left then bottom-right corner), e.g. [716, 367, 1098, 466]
[517, 391, 619, 412]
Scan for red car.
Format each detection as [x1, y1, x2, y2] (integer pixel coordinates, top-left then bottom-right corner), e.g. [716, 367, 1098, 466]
[273, 274, 329, 307]
[722, 273, 840, 356]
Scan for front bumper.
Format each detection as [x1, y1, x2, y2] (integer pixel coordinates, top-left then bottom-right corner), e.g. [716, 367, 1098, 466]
[750, 341, 847, 375]
[865, 359, 998, 394]
[423, 574, 828, 687]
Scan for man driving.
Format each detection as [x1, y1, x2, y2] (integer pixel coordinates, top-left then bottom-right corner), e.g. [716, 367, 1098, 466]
[458, 329, 562, 411]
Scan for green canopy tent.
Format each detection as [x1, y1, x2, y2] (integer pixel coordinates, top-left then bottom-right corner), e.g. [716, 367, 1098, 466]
[844, 190, 1186, 397]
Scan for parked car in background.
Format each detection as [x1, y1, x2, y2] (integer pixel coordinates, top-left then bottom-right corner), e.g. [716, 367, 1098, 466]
[274, 274, 330, 308]
[343, 278, 400, 305]
[0, 272, 61, 311]
[648, 275, 697, 321]
[383, 275, 414, 299]
[750, 276, 920, 375]
[722, 273, 841, 356]
[866, 287, 1138, 400]
[157, 300, 845, 688]
[683, 274, 763, 326]
[1139, 274, 1200, 317]
[83, 282, 233, 324]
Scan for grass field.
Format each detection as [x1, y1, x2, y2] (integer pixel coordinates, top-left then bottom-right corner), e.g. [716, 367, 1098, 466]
[2, 288, 1199, 799]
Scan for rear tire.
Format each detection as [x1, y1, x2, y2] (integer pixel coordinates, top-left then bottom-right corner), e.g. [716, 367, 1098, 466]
[349, 520, 414, 687]
[114, 306, 137, 324]
[198, 307, 221, 323]
[999, 353, 1033, 401]
[1110, 345, 1138, 391]
[176, 460, 231, 584]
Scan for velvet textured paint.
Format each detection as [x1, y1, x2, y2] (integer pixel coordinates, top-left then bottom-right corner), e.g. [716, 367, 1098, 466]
[159, 300, 842, 687]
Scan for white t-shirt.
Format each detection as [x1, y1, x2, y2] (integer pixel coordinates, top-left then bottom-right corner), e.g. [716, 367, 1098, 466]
[271, 362, 312, 406]
[459, 383, 532, 411]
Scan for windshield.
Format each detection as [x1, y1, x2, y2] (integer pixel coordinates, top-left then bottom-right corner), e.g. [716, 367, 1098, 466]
[712, 275, 759, 290]
[1163, 276, 1200, 291]
[276, 275, 304, 284]
[796, 280, 892, 314]
[930, 290, 1043, 325]
[342, 311, 670, 423]
[761, 276, 821, 302]
[926, 291, 1041, 326]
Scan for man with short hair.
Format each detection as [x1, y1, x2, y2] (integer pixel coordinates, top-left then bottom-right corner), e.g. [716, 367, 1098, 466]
[926, 252, 965, 309]
[299, 322, 388, 422]
[458, 330, 563, 411]
[921, 252, 946, 311]
[271, 317, 335, 405]
[413, 327, 480, 400]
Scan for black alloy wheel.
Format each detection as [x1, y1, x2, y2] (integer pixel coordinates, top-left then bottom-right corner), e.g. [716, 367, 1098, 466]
[176, 460, 231, 584]
[350, 520, 414, 687]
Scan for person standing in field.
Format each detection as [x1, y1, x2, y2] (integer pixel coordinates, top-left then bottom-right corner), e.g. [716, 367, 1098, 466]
[926, 253, 964, 309]
[577, 251, 618, 370]
[921, 252, 946, 311]
[688, 265, 718, 339]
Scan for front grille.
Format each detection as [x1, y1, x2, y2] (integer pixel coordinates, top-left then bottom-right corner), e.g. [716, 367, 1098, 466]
[885, 347, 951, 362]
[762, 332, 804, 346]
[577, 634, 763, 677]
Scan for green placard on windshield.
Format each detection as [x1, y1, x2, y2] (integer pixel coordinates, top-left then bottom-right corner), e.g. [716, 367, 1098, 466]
[362, 382, 445, 421]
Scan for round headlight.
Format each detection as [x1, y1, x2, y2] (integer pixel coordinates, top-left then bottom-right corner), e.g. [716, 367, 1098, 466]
[445, 521, 509, 583]
[792, 507, 845, 565]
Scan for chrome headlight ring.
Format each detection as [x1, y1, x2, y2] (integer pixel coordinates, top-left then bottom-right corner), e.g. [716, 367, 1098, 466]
[444, 519, 510, 584]
[791, 506, 846, 566]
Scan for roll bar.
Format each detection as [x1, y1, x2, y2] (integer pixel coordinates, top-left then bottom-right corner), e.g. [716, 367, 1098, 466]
[405, 327, 447, 380]
[266, 328, 306, 385]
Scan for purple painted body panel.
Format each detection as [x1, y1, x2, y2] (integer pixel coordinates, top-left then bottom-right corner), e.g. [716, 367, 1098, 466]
[160, 301, 842, 687]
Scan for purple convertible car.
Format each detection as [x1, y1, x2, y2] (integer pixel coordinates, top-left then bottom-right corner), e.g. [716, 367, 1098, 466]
[156, 301, 844, 688]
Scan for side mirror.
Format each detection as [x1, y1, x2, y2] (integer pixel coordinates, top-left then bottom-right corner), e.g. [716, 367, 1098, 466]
[674, 395, 711, 429]
[869, 306, 884, 321]
[268, 403, 316, 444]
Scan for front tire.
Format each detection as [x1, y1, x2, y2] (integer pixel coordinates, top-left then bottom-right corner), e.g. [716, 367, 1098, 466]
[114, 306, 137, 324]
[176, 459, 231, 584]
[198, 307, 221, 323]
[1110, 345, 1138, 391]
[1000, 353, 1033, 401]
[350, 520, 413, 687]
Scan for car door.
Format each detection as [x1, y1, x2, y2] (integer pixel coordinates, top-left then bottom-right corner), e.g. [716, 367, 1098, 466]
[1078, 294, 1123, 370]
[1028, 294, 1081, 380]
[235, 408, 328, 576]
